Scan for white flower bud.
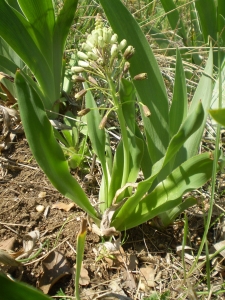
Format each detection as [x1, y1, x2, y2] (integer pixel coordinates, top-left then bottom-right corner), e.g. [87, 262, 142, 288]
[98, 36, 104, 48]
[77, 51, 88, 60]
[87, 51, 99, 61]
[103, 27, 111, 43]
[111, 33, 118, 43]
[97, 28, 103, 38]
[82, 42, 92, 52]
[78, 60, 89, 68]
[111, 44, 118, 57]
[71, 66, 85, 73]
[118, 39, 127, 51]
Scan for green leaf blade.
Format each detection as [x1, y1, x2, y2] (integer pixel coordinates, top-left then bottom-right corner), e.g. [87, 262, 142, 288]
[15, 71, 99, 223]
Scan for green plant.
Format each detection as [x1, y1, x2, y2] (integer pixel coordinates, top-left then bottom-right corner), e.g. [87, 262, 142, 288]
[0, 273, 51, 300]
[0, 0, 78, 113]
[0, 0, 215, 234]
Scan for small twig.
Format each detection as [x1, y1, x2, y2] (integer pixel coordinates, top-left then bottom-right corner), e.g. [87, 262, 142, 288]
[0, 222, 31, 227]
[3, 225, 19, 235]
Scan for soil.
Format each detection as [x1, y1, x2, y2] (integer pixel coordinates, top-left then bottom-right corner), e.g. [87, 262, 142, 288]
[1, 135, 225, 299]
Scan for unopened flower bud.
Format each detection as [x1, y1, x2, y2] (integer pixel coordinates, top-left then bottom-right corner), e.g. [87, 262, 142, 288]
[77, 51, 89, 60]
[111, 44, 118, 57]
[99, 114, 108, 129]
[82, 42, 92, 52]
[97, 28, 103, 38]
[123, 61, 130, 73]
[71, 75, 86, 82]
[86, 39, 94, 48]
[118, 39, 127, 51]
[142, 104, 151, 117]
[71, 66, 85, 73]
[75, 89, 87, 99]
[98, 36, 104, 48]
[133, 73, 148, 80]
[77, 108, 91, 116]
[103, 27, 112, 43]
[124, 45, 135, 60]
[110, 33, 118, 43]
[87, 51, 99, 61]
[78, 60, 89, 68]
[88, 76, 98, 86]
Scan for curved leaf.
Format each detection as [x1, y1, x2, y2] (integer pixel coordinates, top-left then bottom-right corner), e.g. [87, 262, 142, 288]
[0, 273, 51, 300]
[209, 108, 225, 126]
[15, 70, 99, 224]
[113, 152, 213, 230]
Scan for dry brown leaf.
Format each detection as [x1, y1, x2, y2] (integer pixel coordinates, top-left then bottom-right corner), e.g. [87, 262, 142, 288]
[214, 240, 225, 258]
[0, 237, 15, 251]
[52, 202, 75, 212]
[38, 251, 72, 294]
[122, 267, 136, 290]
[139, 265, 156, 288]
[79, 266, 90, 286]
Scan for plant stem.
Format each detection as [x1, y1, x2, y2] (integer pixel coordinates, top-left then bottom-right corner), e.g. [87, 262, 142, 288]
[107, 75, 130, 188]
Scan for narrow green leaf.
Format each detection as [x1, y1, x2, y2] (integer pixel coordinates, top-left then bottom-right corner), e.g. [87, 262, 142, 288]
[0, 273, 51, 300]
[181, 47, 213, 161]
[194, 0, 217, 43]
[159, 0, 188, 45]
[120, 78, 136, 133]
[158, 197, 197, 228]
[15, 70, 99, 224]
[53, 0, 78, 96]
[84, 84, 109, 208]
[75, 219, 87, 300]
[99, 0, 169, 165]
[169, 49, 187, 137]
[113, 152, 213, 230]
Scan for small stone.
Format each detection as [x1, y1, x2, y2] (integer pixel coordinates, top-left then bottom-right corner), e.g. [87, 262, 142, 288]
[36, 205, 45, 212]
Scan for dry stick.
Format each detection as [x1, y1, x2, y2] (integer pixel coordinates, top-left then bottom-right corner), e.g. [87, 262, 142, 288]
[0, 222, 31, 227]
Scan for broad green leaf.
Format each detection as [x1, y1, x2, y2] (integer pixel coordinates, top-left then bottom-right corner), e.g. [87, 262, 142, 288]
[169, 49, 187, 138]
[0, 1, 54, 107]
[209, 108, 225, 126]
[15, 70, 99, 224]
[0, 1, 78, 111]
[17, 0, 55, 65]
[113, 152, 213, 230]
[0, 38, 24, 71]
[0, 273, 51, 300]
[99, 0, 169, 165]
